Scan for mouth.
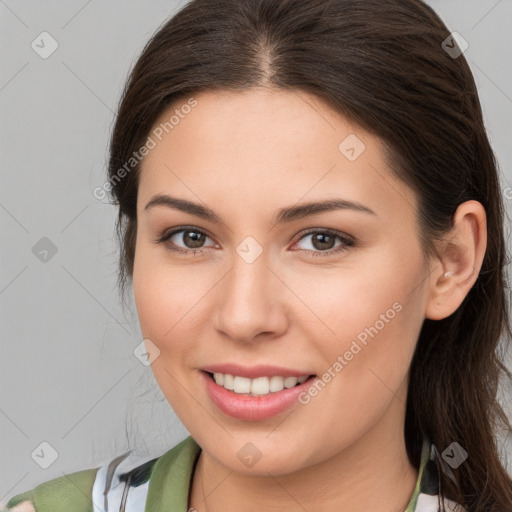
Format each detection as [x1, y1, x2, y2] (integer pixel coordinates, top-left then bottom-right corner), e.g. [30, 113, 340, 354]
[200, 370, 318, 421]
[202, 370, 317, 397]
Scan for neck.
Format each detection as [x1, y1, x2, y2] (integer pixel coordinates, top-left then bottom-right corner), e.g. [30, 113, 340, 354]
[189, 388, 418, 512]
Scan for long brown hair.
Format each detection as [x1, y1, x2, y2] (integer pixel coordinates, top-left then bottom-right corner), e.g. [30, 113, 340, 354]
[106, 0, 512, 509]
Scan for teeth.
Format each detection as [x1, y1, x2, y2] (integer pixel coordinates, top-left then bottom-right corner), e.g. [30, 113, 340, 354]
[212, 373, 310, 396]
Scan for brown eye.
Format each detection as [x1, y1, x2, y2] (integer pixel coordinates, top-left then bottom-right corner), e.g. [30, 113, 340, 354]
[179, 230, 206, 248]
[155, 226, 218, 255]
[293, 229, 355, 257]
[164, 228, 215, 250]
[310, 233, 337, 250]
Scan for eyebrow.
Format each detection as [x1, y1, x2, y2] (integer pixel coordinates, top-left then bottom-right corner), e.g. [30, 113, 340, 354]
[144, 194, 377, 224]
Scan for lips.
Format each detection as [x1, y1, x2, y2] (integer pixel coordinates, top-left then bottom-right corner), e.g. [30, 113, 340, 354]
[201, 370, 318, 421]
[201, 362, 314, 379]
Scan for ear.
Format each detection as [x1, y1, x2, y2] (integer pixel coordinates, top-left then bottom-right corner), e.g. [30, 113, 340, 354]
[425, 200, 487, 321]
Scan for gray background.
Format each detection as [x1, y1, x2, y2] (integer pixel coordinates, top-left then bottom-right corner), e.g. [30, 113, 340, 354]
[1, 0, 511, 504]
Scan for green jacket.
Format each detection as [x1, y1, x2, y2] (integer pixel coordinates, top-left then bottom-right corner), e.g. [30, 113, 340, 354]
[4, 435, 465, 511]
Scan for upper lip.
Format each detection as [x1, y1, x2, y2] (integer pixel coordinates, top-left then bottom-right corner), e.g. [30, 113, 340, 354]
[201, 363, 315, 379]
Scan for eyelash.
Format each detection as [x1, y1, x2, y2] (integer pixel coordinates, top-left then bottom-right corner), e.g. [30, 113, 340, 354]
[153, 226, 355, 258]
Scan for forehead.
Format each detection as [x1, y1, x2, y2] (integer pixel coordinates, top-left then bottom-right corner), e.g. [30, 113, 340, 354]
[138, 87, 417, 222]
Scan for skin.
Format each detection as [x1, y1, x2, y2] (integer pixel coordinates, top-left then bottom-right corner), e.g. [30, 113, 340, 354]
[8, 503, 34, 512]
[131, 87, 486, 512]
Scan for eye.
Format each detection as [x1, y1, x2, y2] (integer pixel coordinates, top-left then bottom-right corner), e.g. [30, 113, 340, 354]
[154, 226, 217, 255]
[154, 226, 355, 258]
[291, 228, 354, 257]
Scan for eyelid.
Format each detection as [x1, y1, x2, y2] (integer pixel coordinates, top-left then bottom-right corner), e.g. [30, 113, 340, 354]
[290, 228, 354, 254]
[294, 227, 354, 244]
[156, 225, 217, 246]
[155, 226, 355, 256]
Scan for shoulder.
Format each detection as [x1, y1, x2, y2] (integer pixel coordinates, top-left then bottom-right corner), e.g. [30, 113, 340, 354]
[4, 437, 202, 512]
[3, 450, 158, 512]
[4, 467, 99, 512]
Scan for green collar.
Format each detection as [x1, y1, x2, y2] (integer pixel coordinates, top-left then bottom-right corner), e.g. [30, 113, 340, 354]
[145, 435, 202, 511]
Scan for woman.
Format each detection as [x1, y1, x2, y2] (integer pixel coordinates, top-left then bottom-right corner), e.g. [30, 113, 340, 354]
[5, 0, 512, 511]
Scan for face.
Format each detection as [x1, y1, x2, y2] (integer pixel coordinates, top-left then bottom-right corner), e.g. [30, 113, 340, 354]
[132, 87, 432, 474]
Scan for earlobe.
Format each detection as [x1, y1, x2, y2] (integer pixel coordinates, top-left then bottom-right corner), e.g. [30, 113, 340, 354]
[425, 200, 487, 321]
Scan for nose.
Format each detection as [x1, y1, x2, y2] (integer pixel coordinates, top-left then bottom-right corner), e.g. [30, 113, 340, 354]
[212, 247, 289, 344]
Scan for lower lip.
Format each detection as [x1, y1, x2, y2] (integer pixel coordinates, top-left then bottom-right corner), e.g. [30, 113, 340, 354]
[200, 370, 318, 421]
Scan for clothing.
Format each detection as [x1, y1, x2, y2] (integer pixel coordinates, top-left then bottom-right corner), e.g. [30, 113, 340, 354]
[4, 436, 465, 512]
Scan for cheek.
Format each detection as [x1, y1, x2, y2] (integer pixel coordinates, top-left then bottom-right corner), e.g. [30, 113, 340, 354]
[133, 240, 184, 333]
[132, 244, 215, 359]
[132, 253, 203, 406]
[133, 248, 168, 340]
[291, 265, 409, 346]
[306, 253, 426, 389]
